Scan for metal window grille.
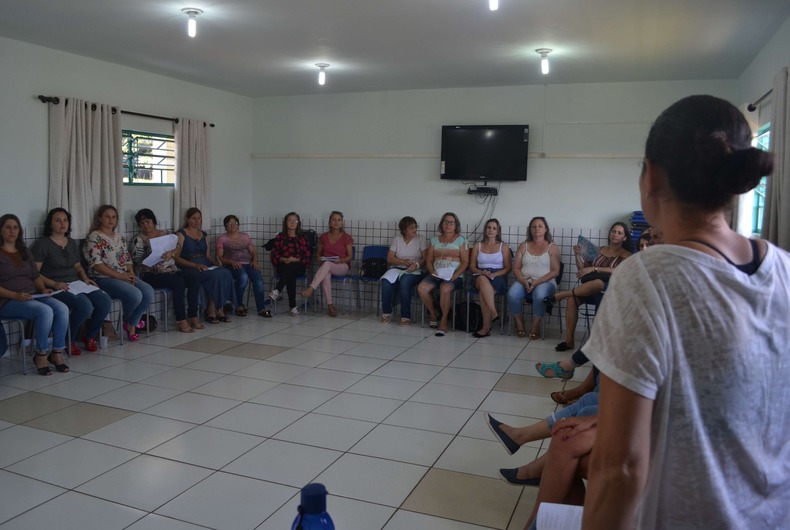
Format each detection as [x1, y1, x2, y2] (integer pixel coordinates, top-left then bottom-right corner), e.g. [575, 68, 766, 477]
[122, 130, 175, 186]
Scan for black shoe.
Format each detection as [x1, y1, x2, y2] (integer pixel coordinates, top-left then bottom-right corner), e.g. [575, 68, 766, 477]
[472, 330, 491, 338]
[485, 413, 520, 455]
[499, 468, 541, 486]
[542, 296, 554, 316]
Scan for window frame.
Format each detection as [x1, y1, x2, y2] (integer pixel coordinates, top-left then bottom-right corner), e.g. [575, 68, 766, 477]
[121, 129, 176, 187]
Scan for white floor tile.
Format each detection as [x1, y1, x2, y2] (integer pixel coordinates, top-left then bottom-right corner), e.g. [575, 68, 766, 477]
[86, 383, 182, 411]
[265, 348, 338, 367]
[143, 392, 241, 423]
[342, 342, 407, 359]
[314, 392, 403, 422]
[372, 361, 444, 381]
[317, 354, 389, 374]
[351, 424, 454, 466]
[206, 402, 305, 437]
[138, 367, 224, 391]
[298, 337, 359, 354]
[0, 470, 65, 525]
[136, 349, 211, 367]
[383, 401, 475, 435]
[0, 491, 144, 530]
[345, 375, 425, 400]
[190, 375, 279, 401]
[34, 374, 130, 401]
[250, 384, 338, 411]
[126, 513, 208, 529]
[315, 453, 427, 507]
[83, 413, 194, 452]
[76, 455, 212, 511]
[409, 382, 490, 409]
[252, 332, 311, 348]
[156, 471, 297, 530]
[392, 347, 462, 366]
[368, 333, 425, 348]
[286, 368, 365, 391]
[65, 354, 127, 373]
[88, 360, 173, 382]
[274, 413, 376, 451]
[449, 352, 515, 372]
[181, 354, 261, 374]
[0, 425, 72, 468]
[383, 510, 493, 530]
[479, 390, 557, 419]
[431, 367, 503, 389]
[320, 328, 381, 342]
[148, 425, 263, 469]
[223, 438, 341, 487]
[435, 435, 539, 479]
[235, 359, 310, 382]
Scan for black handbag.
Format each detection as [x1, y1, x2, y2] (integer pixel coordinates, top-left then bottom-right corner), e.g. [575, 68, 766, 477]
[361, 258, 389, 278]
[580, 271, 611, 283]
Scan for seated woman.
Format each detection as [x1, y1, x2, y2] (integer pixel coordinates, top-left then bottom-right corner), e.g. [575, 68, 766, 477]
[380, 216, 427, 326]
[417, 212, 468, 336]
[469, 218, 512, 338]
[31, 208, 111, 354]
[0, 213, 70, 375]
[269, 212, 312, 316]
[84, 205, 154, 342]
[216, 214, 271, 318]
[507, 216, 560, 339]
[301, 211, 353, 317]
[638, 231, 651, 251]
[131, 208, 202, 333]
[174, 207, 236, 324]
[540, 221, 632, 359]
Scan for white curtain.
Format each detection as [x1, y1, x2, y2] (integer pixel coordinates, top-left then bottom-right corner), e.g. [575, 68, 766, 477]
[173, 118, 212, 230]
[47, 98, 122, 238]
[762, 66, 790, 250]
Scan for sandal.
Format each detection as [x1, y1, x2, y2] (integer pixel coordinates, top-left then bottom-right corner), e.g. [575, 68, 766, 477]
[516, 330, 526, 338]
[535, 361, 575, 380]
[380, 314, 391, 324]
[550, 391, 578, 406]
[327, 304, 337, 317]
[258, 309, 272, 318]
[177, 320, 195, 333]
[529, 332, 539, 340]
[189, 317, 205, 330]
[123, 322, 140, 341]
[235, 305, 248, 317]
[301, 286, 315, 298]
[204, 312, 220, 325]
[47, 351, 70, 373]
[217, 314, 231, 323]
[555, 341, 574, 352]
[33, 352, 52, 376]
[400, 318, 411, 327]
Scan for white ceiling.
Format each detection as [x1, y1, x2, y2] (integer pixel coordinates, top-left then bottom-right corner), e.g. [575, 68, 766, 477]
[1, 0, 789, 97]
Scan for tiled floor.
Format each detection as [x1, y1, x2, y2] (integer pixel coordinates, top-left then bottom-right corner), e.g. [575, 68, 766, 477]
[0, 311, 589, 529]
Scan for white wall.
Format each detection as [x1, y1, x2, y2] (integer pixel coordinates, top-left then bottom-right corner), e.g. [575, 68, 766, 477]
[0, 36, 254, 230]
[252, 80, 738, 231]
[739, 14, 790, 117]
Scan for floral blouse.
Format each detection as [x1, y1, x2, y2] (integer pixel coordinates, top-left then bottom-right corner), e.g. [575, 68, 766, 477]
[131, 232, 178, 274]
[270, 233, 311, 268]
[84, 230, 131, 278]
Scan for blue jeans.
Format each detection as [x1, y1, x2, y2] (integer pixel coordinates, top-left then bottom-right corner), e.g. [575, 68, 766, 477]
[381, 272, 424, 319]
[95, 278, 154, 326]
[53, 289, 112, 340]
[546, 392, 599, 428]
[0, 297, 69, 352]
[229, 265, 268, 312]
[507, 280, 556, 318]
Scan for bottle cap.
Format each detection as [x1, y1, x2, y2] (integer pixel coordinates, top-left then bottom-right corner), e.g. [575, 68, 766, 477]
[300, 483, 328, 514]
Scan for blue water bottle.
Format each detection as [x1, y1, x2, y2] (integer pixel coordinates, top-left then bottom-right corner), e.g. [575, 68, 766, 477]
[291, 483, 334, 530]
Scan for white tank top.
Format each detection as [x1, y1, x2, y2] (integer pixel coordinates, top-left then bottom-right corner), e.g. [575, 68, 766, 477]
[521, 242, 553, 279]
[477, 242, 505, 270]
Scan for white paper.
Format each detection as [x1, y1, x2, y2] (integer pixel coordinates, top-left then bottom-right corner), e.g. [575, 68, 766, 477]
[66, 280, 99, 294]
[32, 290, 63, 298]
[381, 268, 404, 283]
[434, 266, 455, 281]
[142, 234, 179, 267]
[536, 502, 583, 530]
[320, 256, 340, 262]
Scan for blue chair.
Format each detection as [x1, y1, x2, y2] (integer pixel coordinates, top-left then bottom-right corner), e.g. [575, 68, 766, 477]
[353, 245, 390, 315]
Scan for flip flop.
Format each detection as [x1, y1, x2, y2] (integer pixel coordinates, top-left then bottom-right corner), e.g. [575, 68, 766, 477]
[550, 391, 578, 406]
[434, 330, 446, 337]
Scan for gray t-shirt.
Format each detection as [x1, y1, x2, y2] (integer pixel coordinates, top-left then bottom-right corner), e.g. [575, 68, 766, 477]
[586, 243, 790, 529]
[31, 237, 81, 283]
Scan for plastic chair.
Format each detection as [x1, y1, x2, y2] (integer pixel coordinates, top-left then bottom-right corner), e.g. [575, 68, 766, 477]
[353, 245, 390, 315]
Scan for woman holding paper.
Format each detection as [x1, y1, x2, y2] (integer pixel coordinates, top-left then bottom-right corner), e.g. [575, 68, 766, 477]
[131, 209, 201, 332]
[31, 208, 112, 354]
[380, 216, 427, 325]
[469, 218, 512, 337]
[0, 213, 70, 374]
[174, 207, 236, 324]
[417, 212, 468, 336]
[85, 205, 154, 342]
[301, 211, 353, 317]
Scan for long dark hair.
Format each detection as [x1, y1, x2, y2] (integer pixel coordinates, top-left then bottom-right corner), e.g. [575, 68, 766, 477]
[609, 221, 633, 253]
[0, 214, 29, 259]
[282, 212, 302, 236]
[43, 208, 72, 237]
[645, 95, 773, 211]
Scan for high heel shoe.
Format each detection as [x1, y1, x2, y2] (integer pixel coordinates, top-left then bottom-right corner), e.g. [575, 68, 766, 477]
[123, 322, 140, 341]
[48, 351, 70, 373]
[33, 352, 51, 376]
[541, 294, 557, 316]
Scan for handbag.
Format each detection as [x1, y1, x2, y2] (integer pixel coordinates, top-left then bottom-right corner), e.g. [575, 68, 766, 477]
[580, 271, 611, 283]
[361, 258, 388, 278]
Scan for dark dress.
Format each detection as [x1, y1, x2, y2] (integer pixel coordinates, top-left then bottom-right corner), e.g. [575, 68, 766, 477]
[177, 229, 237, 310]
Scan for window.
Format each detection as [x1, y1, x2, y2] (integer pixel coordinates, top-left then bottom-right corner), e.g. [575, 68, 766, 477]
[121, 130, 175, 186]
[750, 124, 770, 234]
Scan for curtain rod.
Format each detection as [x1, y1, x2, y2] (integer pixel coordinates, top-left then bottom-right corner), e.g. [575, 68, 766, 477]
[37, 95, 215, 127]
[747, 89, 772, 112]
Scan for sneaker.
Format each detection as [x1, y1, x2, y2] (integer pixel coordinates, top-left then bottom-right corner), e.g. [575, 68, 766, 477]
[269, 289, 281, 301]
[290, 307, 300, 316]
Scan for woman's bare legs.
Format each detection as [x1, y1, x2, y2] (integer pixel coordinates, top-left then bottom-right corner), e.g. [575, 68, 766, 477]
[476, 275, 498, 334]
[418, 281, 437, 323]
[498, 419, 552, 447]
[438, 282, 455, 332]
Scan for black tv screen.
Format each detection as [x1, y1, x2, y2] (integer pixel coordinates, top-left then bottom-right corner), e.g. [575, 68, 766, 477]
[440, 125, 529, 181]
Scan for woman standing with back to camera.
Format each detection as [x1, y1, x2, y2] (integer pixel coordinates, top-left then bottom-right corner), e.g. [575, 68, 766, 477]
[579, 95, 790, 528]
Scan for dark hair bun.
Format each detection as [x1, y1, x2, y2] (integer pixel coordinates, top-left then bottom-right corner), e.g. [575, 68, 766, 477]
[718, 147, 774, 195]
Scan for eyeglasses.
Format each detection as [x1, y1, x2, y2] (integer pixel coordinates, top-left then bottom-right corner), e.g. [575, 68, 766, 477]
[227, 221, 239, 226]
[443, 220, 456, 225]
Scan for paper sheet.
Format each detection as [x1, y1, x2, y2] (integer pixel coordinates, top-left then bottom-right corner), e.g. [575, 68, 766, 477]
[434, 267, 455, 281]
[142, 234, 179, 267]
[66, 280, 99, 294]
[381, 268, 404, 283]
[536, 502, 582, 530]
[32, 290, 63, 298]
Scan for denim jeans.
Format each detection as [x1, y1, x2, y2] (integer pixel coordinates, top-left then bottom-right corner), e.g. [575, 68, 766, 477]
[507, 280, 556, 318]
[0, 297, 69, 351]
[381, 272, 424, 319]
[546, 391, 599, 427]
[95, 278, 154, 326]
[229, 264, 268, 312]
[53, 289, 112, 340]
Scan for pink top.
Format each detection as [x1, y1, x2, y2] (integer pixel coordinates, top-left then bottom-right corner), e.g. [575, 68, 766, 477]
[216, 233, 253, 264]
[319, 232, 353, 259]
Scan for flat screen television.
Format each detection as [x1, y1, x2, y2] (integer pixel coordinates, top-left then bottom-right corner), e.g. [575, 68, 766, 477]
[440, 125, 529, 181]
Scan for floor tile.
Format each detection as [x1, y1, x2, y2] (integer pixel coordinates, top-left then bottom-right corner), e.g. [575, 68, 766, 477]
[84, 413, 195, 452]
[7, 438, 138, 488]
[143, 392, 240, 423]
[449, 352, 515, 372]
[252, 333, 311, 348]
[351, 424, 454, 466]
[0, 470, 65, 525]
[434, 436, 539, 479]
[393, 348, 462, 366]
[383, 401, 475, 435]
[383, 510, 493, 530]
[0, 425, 72, 467]
[0, 392, 77, 424]
[297, 337, 359, 354]
[265, 348, 339, 367]
[88, 360, 173, 382]
[286, 368, 365, 391]
[494, 373, 565, 396]
[345, 375, 425, 400]
[139, 367, 224, 391]
[315, 453, 427, 507]
[274, 413, 376, 451]
[126, 513, 209, 529]
[190, 374, 279, 401]
[23, 401, 134, 437]
[343, 342, 407, 359]
[463, 342, 524, 360]
[136, 348, 211, 367]
[208, 327, 267, 342]
[76, 455, 212, 511]
[260, 493, 395, 530]
[33, 374, 130, 402]
[64, 353, 127, 374]
[206, 402, 305, 437]
[250, 384, 338, 411]
[317, 353, 389, 374]
[148, 425, 263, 469]
[479, 391, 557, 419]
[156, 471, 297, 529]
[368, 333, 425, 348]
[0, 371, 78, 391]
[372, 361, 444, 382]
[235, 360, 310, 382]
[409, 382, 490, 409]
[173, 337, 244, 354]
[320, 328, 380, 342]
[223, 438, 341, 487]
[432, 367, 503, 389]
[0, 490, 144, 530]
[219, 342, 289, 360]
[401, 468, 522, 529]
[86, 383, 183, 411]
[314, 392, 402, 423]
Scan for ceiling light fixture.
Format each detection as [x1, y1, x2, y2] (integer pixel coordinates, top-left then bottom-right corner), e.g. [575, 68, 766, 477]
[181, 8, 203, 38]
[316, 63, 329, 86]
[535, 48, 552, 75]
[489, 0, 499, 11]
